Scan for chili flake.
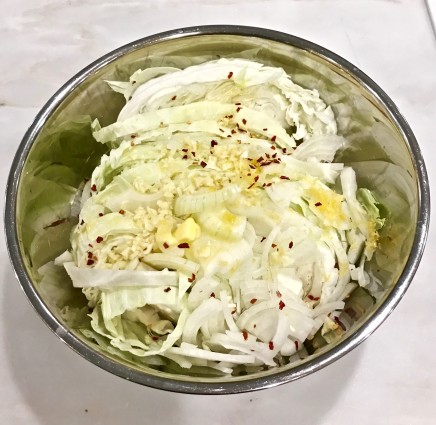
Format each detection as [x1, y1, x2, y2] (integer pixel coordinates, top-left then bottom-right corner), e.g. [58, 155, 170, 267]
[276, 290, 282, 298]
[210, 292, 216, 298]
[91, 184, 97, 192]
[182, 155, 188, 159]
[279, 300, 286, 310]
[171, 95, 177, 101]
[163, 242, 169, 249]
[227, 71, 233, 79]
[242, 330, 248, 341]
[242, 118, 247, 125]
[188, 273, 196, 283]
[164, 287, 171, 293]
[87, 259, 94, 266]
[211, 140, 218, 147]
[96, 236, 103, 243]
[152, 336, 159, 341]
[269, 341, 274, 350]
[315, 202, 322, 207]
[200, 161, 207, 168]
[250, 298, 257, 304]
[178, 242, 190, 249]
[307, 294, 320, 301]
[294, 341, 299, 350]
[119, 209, 125, 215]
[280, 176, 290, 180]
[288, 241, 294, 249]
[271, 243, 277, 248]
[271, 135, 277, 142]
[236, 107, 242, 112]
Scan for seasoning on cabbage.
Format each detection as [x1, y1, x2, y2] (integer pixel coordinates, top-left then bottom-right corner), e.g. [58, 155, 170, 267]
[54, 58, 385, 373]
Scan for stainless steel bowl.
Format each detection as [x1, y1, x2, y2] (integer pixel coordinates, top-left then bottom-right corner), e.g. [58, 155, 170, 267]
[5, 25, 430, 394]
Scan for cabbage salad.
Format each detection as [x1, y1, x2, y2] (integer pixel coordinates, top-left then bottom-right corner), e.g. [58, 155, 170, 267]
[55, 58, 384, 374]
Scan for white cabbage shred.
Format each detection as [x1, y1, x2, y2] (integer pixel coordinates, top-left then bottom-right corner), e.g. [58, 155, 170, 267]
[57, 58, 384, 374]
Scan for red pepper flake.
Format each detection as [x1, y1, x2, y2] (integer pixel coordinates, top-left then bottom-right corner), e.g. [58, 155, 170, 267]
[288, 241, 294, 249]
[171, 95, 177, 101]
[182, 154, 188, 159]
[236, 107, 242, 112]
[119, 209, 125, 215]
[210, 292, 216, 298]
[276, 290, 282, 298]
[263, 128, 268, 131]
[219, 128, 224, 133]
[279, 300, 286, 310]
[280, 176, 290, 180]
[254, 175, 259, 183]
[178, 242, 190, 249]
[249, 164, 256, 169]
[242, 118, 247, 125]
[247, 182, 255, 190]
[260, 236, 266, 242]
[271, 243, 277, 248]
[96, 236, 103, 243]
[231, 129, 237, 134]
[227, 135, 232, 138]
[163, 242, 169, 249]
[250, 298, 257, 304]
[87, 259, 94, 266]
[91, 184, 97, 192]
[294, 341, 299, 351]
[269, 341, 274, 350]
[334, 261, 339, 269]
[80, 219, 84, 225]
[164, 287, 171, 293]
[282, 148, 287, 154]
[231, 310, 236, 315]
[272, 153, 277, 159]
[211, 140, 218, 147]
[88, 244, 93, 248]
[235, 102, 241, 106]
[182, 148, 188, 152]
[227, 71, 233, 79]
[152, 336, 159, 341]
[266, 182, 273, 187]
[247, 173, 251, 177]
[308, 294, 320, 301]
[253, 324, 257, 328]
[130, 134, 136, 139]
[87, 252, 93, 259]
[271, 135, 277, 142]
[257, 156, 264, 162]
[190, 151, 196, 157]
[265, 153, 270, 159]
[270, 145, 276, 150]
[242, 330, 248, 341]
[334, 316, 346, 332]
[200, 161, 207, 168]
[188, 273, 196, 283]
[315, 202, 322, 207]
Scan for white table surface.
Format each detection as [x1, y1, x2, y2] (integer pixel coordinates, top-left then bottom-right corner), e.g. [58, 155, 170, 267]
[1, 1, 435, 424]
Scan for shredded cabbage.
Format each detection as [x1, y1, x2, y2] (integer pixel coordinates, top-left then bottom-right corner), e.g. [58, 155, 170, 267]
[46, 58, 385, 375]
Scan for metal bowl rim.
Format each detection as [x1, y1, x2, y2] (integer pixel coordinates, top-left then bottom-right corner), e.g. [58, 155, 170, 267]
[4, 24, 430, 395]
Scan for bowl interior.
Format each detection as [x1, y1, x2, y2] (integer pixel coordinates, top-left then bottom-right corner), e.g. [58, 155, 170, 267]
[10, 29, 423, 393]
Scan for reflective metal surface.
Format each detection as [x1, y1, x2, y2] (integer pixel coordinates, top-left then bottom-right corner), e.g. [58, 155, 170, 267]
[4, 25, 430, 394]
